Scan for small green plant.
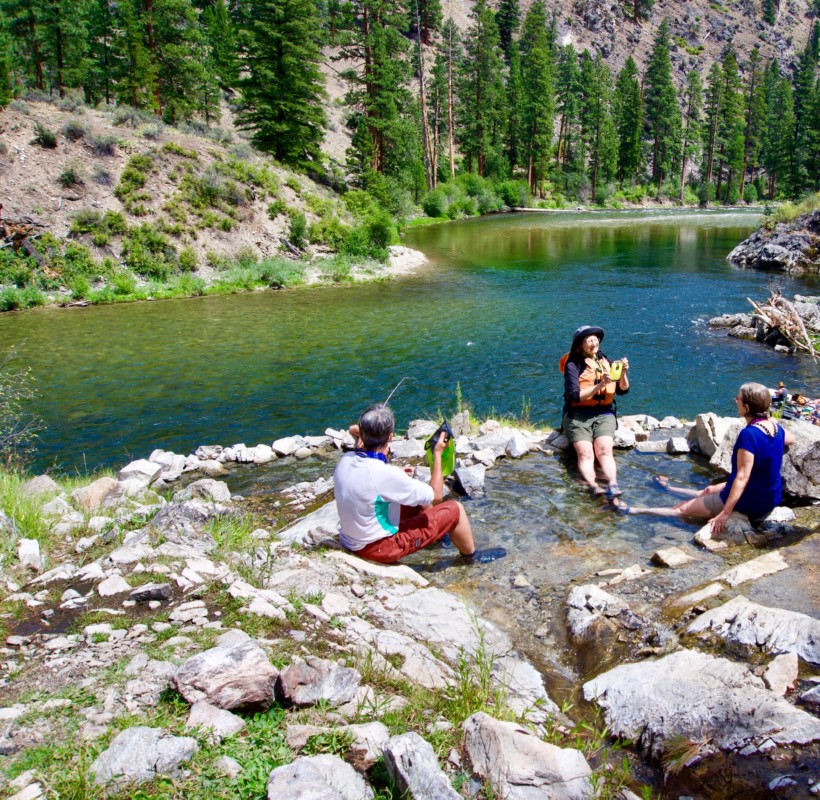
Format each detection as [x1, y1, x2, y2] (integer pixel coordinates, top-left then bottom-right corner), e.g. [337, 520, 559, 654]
[32, 122, 57, 148]
[178, 247, 198, 272]
[288, 212, 308, 249]
[58, 162, 84, 188]
[303, 729, 353, 756]
[60, 119, 87, 142]
[267, 198, 288, 219]
[87, 133, 117, 157]
[0, 349, 44, 468]
[162, 141, 198, 159]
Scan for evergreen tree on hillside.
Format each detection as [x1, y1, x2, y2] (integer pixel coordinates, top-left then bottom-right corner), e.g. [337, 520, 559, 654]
[83, 0, 117, 105]
[202, 0, 238, 87]
[1, 0, 46, 91]
[236, 0, 327, 167]
[579, 51, 617, 200]
[554, 44, 582, 182]
[643, 18, 680, 195]
[411, 0, 438, 189]
[762, 0, 779, 26]
[430, 17, 461, 180]
[679, 68, 702, 201]
[519, 0, 554, 194]
[625, 0, 653, 23]
[39, 0, 88, 98]
[700, 60, 721, 201]
[739, 46, 766, 199]
[338, 1, 410, 178]
[0, 19, 12, 107]
[458, 0, 507, 176]
[761, 63, 796, 198]
[505, 43, 524, 172]
[497, 0, 520, 62]
[409, 0, 441, 46]
[113, 0, 156, 109]
[714, 49, 744, 202]
[804, 76, 820, 189]
[613, 56, 643, 184]
[792, 29, 819, 192]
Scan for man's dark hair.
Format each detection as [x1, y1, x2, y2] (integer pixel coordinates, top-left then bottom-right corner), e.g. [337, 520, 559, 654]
[358, 404, 394, 450]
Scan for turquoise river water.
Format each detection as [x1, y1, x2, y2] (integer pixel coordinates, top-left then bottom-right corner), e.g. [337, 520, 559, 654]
[1, 208, 817, 474]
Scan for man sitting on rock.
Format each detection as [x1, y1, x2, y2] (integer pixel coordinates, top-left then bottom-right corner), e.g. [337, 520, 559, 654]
[333, 403, 481, 564]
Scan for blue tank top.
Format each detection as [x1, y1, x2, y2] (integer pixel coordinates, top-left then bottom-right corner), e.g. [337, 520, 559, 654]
[720, 423, 786, 519]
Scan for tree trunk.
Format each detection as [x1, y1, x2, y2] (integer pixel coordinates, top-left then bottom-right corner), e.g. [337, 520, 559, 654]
[447, 34, 455, 180]
[29, 11, 44, 91]
[416, 10, 433, 191]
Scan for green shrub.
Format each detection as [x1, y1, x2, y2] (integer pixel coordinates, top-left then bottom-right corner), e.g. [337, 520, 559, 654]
[497, 180, 530, 208]
[342, 211, 396, 262]
[162, 141, 198, 159]
[68, 275, 90, 300]
[305, 193, 335, 217]
[343, 189, 378, 220]
[288, 212, 307, 249]
[32, 122, 57, 149]
[115, 154, 155, 212]
[457, 172, 486, 198]
[87, 133, 117, 156]
[422, 187, 447, 218]
[236, 247, 258, 269]
[258, 256, 305, 288]
[0, 287, 22, 311]
[70, 209, 103, 235]
[320, 254, 352, 283]
[726, 184, 741, 205]
[308, 216, 351, 248]
[58, 162, 84, 188]
[699, 182, 716, 205]
[285, 176, 302, 194]
[20, 287, 45, 308]
[174, 273, 206, 295]
[61, 119, 88, 142]
[112, 272, 137, 296]
[178, 247, 198, 272]
[121, 224, 176, 280]
[63, 242, 100, 279]
[267, 199, 288, 219]
[476, 187, 502, 215]
[112, 106, 156, 128]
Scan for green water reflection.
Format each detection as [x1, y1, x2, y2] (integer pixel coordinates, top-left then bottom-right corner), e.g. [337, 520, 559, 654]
[0, 209, 816, 472]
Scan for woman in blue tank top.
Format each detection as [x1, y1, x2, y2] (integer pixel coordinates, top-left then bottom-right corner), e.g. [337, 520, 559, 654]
[612, 382, 795, 531]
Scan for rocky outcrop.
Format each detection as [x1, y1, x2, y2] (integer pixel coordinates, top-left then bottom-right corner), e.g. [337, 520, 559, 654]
[727, 210, 820, 275]
[583, 649, 820, 758]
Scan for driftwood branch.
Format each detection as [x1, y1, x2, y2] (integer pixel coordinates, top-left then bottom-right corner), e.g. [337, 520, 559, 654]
[747, 290, 819, 360]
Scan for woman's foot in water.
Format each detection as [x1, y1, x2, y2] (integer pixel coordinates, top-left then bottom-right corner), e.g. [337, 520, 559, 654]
[609, 497, 632, 515]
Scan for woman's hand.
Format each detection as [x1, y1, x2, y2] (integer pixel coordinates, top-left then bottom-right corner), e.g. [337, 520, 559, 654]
[710, 508, 731, 535]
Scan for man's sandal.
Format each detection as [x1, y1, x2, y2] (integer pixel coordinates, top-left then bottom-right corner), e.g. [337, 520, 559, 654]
[609, 498, 631, 515]
[605, 484, 623, 499]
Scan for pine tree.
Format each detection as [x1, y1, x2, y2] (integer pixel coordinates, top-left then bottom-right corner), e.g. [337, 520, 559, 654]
[613, 56, 643, 184]
[505, 42, 524, 172]
[114, 0, 157, 110]
[519, 0, 554, 194]
[554, 44, 582, 180]
[803, 76, 820, 190]
[411, 0, 437, 189]
[792, 29, 819, 193]
[739, 46, 766, 199]
[761, 64, 796, 199]
[762, 0, 779, 25]
[338, 1, 410, 178]
[496, 0, 520, 63]
[579, 51, 617, 200]
[236, 0, 327, 168]
[700, 60, 721, 201]
[431, 17, 461, 180]
[38, 0, 89, 98]
[83, 0, 117, 105]
[458, 0, 507, 176]
[627, 0, 654, 23]
[2, 0, 46, 91]
[0, 19, 12, 107]
[679, 69, 702, 201]
[644, 18, 680, 196]
[202, 0, 239, 87]
[410, 0, 440, 46]
[714, 48, 744, 202]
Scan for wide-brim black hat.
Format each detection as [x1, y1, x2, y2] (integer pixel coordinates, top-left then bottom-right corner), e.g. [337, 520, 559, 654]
[571, 325, 605, 351]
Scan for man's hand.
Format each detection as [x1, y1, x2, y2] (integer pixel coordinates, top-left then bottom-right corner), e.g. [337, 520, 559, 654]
[433, 430, 449, 456]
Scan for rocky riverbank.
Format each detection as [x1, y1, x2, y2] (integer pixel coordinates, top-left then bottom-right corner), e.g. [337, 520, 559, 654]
[727, 209, 820, 275]
[1, 411, 819, 798]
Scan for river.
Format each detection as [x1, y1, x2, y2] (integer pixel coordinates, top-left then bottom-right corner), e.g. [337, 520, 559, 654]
[1, 209, 817, 474]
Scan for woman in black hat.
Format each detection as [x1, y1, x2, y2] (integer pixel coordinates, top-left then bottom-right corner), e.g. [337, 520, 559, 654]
[561, 325, 630, 498]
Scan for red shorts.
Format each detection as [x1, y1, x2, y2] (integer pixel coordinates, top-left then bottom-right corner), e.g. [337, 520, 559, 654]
[354, 501, 461, 564]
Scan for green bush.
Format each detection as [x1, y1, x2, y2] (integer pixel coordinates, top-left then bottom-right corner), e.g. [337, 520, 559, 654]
[258, 256, 305, 288]
[61, 119, 87, 142]
[68, 275, 90, 300]
[178, 247, 198, 272]
[342, 211, 396, 262]
[174, 273, 206, 296]
[115, 154, 155, 212]
[112, 272, 137, 296]
[422, 187, 447, 218]
[121, 224, 176, 280]
[319, 254, 352, 283]
[63, 242, 100, 280]
[343, 189, 378, 220]
[457, 172, 486, 197]
[267, 199, 288, 219]
[87, 133, 117, 156]
[308, 216, 351, 249]
[476, 187, 502, 214]
[162, 141, 198, 159]
[726, 184, 741, 205]
[0, 287, 22, 311]
[699, 182, 716, 206]
[58, 162, 84, 188]
[288, 212, 307, 249]
[32, 122, 57, 149]
[497, 180, 530, 208]
[236, 247, 258, 269]
[19, 287, 45, 308]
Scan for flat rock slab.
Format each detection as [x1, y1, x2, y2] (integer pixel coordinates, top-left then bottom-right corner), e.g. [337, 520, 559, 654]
[172, 639, 278, 710]
[90, 726, 198, 786]
[326, 549, 428, 586]
[716, 550, 788, 587]
[278, 501, 341, 547]
[666, 582, 725, 610]
[651, 547, 695, 568]
[267, 754, 373, 800]
[383, 732, 460, 800]
[686, 595, 820, 664]
[277, 656, 360, 707]
[583, 649, 820, 757]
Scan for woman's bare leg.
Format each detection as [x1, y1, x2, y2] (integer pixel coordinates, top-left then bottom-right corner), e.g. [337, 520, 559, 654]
[619, 495, 716, 519]
[593, 436, 617, 487]
[573, 440, 601, 491]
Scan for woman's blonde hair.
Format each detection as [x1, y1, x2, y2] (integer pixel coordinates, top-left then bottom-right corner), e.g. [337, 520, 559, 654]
[738, 382, 771, 417]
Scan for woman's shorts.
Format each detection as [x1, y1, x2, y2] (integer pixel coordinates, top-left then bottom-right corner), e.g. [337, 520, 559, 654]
[354, 500, 461, 564]
[563, 411, 616, 444]
[702, 491, 725, 515]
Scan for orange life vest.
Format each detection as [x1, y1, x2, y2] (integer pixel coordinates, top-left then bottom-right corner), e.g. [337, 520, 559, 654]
[560, 353, 616, 408]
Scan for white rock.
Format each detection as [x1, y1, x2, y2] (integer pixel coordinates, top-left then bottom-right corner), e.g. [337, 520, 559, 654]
[763, 653, 799, 696]
[118, 459, 163, 486]
[716, 550, 788, 587]
[17, 539, 42, 571]
[651, 547, 694, 568]
[98, 575, 132, 597]
[505, 433, 529, 458]
[272, 436, 300, 457]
